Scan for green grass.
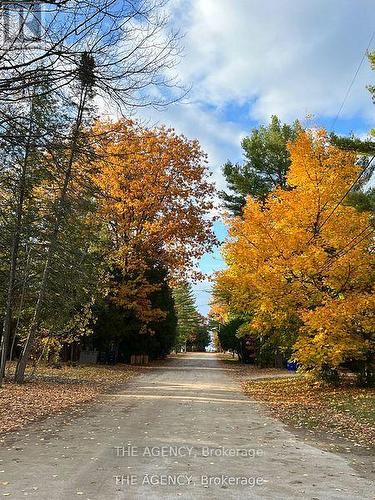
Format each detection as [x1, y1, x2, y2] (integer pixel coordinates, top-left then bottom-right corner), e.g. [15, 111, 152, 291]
[329, 392, 375, 426]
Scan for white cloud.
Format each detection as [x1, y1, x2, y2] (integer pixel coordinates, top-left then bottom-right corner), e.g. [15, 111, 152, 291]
[139, 0, 375, 198]
[133, 0, 375, 313]
[171, 0, 375, 123]
[137, 101, 246, 191]
[94, 2, 375, 314]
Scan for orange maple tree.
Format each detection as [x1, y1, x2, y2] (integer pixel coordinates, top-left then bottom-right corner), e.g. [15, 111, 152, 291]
[92, 119, 216, 322]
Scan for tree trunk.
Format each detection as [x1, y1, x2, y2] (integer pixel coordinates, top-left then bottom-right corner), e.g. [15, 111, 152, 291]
[0, 99, 34, 385]
[14, 86, 88, 383]
[8, 246, 32, 366]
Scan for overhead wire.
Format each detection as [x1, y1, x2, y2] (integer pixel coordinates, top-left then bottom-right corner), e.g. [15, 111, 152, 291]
[331, 30, 375, 130]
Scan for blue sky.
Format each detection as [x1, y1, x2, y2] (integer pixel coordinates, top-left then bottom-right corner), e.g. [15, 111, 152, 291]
[138, 0, 375, 315]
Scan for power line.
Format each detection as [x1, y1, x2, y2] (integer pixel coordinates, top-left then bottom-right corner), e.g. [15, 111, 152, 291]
[320, 226, 374, 275]
[317, 154, 375, 232]
[331, 30, 375, 130]
[302, 154, 375, 251]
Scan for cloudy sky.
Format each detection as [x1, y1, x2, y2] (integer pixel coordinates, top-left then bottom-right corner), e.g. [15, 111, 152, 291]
[141, 0, 375, 314]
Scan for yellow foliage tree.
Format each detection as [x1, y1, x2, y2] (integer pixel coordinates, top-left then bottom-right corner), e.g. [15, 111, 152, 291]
[216, 130, 374, 382]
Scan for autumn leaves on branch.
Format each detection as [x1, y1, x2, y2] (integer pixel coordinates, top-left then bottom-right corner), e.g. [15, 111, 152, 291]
[0, 0, 213, 383]
[1, 0, 374, 387]
[92, 119, 216, 324]
[213, 130, 375, 384]
[0, 112, 216, 383]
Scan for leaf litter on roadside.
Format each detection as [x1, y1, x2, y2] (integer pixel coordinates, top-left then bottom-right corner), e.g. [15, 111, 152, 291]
[0, 363, 141, 439]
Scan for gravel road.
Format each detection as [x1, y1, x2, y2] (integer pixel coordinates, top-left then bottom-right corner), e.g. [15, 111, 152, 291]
[1, 353, 374, 499]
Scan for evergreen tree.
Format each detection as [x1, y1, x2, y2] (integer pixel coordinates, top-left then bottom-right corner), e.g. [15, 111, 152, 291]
[172, 284, 200, 350]
[0, 86, 77, 381]
[147, 264, 178, 359]
[92, 262, 177, 361]
[217, 318, 243, 354]
[220, 115, 301, 215]
[330, 52, 375, 221]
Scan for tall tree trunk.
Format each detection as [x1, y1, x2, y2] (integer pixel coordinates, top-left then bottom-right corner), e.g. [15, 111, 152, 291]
[0, 99, 34, 386]
[14, 86, 88, 383]
[8, 245, 32, 367]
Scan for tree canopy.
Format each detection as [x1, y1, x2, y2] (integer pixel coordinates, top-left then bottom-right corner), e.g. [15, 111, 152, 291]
[220, 115, 301, 215]
[214, 130, 375, 384]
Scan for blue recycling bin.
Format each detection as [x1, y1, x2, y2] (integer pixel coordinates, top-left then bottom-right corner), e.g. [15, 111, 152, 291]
[287, 361, 298, 371]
